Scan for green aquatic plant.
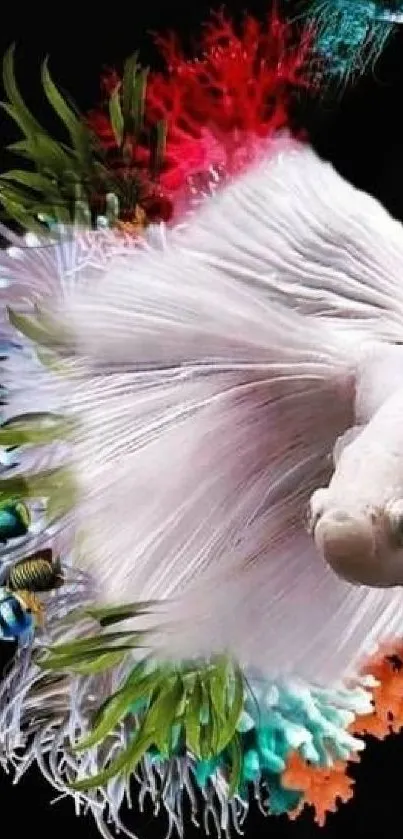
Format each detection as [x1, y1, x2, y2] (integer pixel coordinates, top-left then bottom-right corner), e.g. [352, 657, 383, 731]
[0, 46, 166, 232]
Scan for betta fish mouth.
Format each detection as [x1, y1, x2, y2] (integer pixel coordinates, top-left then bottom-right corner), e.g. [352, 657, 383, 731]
[312, 510, 386, 587]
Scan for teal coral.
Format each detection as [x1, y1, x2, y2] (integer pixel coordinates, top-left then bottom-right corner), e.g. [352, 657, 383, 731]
[232, 677, 370, 814]
[37, 579, 374, 814]
[304, 0, 402, 83]
[124, 672, 373, 817]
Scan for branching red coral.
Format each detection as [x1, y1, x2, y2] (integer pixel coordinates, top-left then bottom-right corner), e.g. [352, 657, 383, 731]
[88, 9, 314, 214]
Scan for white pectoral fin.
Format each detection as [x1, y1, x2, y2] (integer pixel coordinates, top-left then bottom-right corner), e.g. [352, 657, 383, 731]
[333, 426, 364, 466]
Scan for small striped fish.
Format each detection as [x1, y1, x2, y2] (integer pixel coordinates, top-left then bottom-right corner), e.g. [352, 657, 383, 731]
[7, 549, 63, 593]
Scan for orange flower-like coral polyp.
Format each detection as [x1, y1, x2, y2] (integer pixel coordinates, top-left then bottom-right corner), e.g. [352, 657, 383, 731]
[354, 644, 403, 739]
[282, 644, 403, 826]
[282, 753, 356, 827]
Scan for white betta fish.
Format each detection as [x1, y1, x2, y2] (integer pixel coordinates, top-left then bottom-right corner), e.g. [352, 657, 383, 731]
[2, 136, 403, 833]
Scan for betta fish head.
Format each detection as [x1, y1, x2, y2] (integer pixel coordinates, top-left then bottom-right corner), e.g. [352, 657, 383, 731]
[305, 385, 403, 590]
[307, 488, 403, 588]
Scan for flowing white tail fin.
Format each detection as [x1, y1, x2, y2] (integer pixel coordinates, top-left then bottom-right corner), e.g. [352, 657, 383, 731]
[3, 140, 403, 690]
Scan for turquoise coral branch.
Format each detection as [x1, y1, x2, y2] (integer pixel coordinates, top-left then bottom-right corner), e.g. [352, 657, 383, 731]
[303, 0, 403, 83]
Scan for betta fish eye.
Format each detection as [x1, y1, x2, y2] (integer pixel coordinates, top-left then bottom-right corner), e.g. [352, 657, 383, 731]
[386, 500, 403, 547]
[305, 488, 329, 535]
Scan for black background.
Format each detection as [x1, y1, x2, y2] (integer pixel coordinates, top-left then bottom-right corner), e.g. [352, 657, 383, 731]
[1, 1, 403, 836]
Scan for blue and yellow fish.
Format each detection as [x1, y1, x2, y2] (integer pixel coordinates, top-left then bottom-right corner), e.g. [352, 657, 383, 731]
[0, 587, 40, 643]
[0, 500, 31, 543]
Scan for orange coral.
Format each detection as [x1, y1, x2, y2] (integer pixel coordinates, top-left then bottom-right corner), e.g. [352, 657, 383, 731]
[281, 642, 403, 826]
[353, 644, 403, 739]
[282, 752, 356, 827]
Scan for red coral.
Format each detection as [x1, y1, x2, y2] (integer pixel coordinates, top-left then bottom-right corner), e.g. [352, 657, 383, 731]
[87, 9, 314, 219]
[147, 10, 313, 189]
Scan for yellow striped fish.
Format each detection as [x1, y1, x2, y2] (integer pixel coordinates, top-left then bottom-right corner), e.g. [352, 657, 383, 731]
[7, 550, 63, 593]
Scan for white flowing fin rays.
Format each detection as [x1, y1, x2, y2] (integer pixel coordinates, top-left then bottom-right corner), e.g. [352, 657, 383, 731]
[174, 135, 403, 344]
[0, 224, 170, 601]
[71, 361, 403, 687]
[0, 232, 111, 605]
[0, 226, 158, 480]
[51, 214, 403, 689]
[0, 225, 151, 339]
[0, 336, 69, 498]
[1, 145, 403, 696]
[0, 223, 167, 304]
[0, 224, 115, 826]
[0, 150, 402, 835]
[0, 230, 85, 483]
[0, 345, 62, 416]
